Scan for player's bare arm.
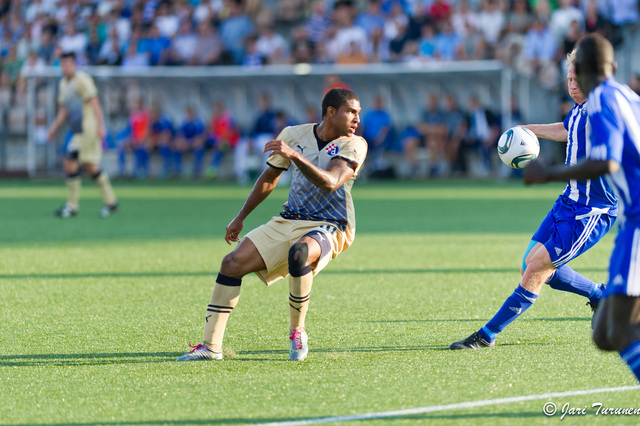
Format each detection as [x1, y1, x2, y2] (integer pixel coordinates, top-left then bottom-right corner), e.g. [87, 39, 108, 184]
[520, 123, 567, 142]
[263, 139, 356, 193]
[88, 96, 106, 141]
[47, 105, 68, 141]
[524, 158, 619, 185]
[225, 166, 283, 245]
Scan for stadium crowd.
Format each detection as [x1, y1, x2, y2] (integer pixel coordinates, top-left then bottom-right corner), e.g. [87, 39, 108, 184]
[1, 0, 639, 179]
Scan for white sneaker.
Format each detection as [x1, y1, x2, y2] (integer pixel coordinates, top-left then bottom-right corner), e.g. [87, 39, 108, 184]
[289, 328, 308, 361]
[176, 343, 223, 361]
[100, 202, 119, 218]
[54, 203, 78, 218]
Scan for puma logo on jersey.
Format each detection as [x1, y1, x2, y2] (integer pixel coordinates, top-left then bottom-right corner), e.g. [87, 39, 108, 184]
[297, 145, 304, 154]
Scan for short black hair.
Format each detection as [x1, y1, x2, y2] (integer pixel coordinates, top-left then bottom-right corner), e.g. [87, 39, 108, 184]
[575, 33, 615, 78]
[61, 51, 77, 60]
[321, 88, 358, 118]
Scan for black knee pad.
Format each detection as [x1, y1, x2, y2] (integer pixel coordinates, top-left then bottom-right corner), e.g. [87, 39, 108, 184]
[289, 242, 311, 277]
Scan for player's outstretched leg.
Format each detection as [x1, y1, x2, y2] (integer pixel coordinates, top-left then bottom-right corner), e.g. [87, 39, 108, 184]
[176, 273, 241, 361]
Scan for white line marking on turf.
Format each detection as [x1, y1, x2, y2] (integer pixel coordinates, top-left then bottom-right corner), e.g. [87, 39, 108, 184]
[257, 385, 640, 425]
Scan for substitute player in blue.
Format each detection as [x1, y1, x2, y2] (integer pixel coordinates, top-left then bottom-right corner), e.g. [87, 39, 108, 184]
[176, 89, 367, 361]
[525, 34, 640, 383]
[451, 49, 617, 350]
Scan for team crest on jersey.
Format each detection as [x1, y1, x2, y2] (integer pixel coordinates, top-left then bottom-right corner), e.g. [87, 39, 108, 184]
[325, 143, 339, 156]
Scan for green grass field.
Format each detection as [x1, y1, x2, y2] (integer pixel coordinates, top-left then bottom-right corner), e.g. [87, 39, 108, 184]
[0, 180, 638, 425]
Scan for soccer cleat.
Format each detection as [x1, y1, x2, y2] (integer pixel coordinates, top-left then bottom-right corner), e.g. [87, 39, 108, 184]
[289, 328, 308, 361]
[176, 343, 223, 361]
[449, 332, 495, 350]
[100, 202, 119, 218]
[54, 203, 78, 218]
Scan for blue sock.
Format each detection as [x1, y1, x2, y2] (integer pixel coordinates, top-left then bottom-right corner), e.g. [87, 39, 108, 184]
[620, 341, 640, 382]
[159, 146, 172, 175]
[134, 148, 146, 176]
[193, 147, 205, 176]
[546, 265, 603, 303]
[118, 149, 127, 176]
[478, 285, 538, 343]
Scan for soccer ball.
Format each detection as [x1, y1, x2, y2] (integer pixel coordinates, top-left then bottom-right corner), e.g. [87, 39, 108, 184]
[496, 127, 540, 169]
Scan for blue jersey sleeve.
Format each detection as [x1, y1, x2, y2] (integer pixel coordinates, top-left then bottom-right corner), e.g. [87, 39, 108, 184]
[588, 90, 625, 163]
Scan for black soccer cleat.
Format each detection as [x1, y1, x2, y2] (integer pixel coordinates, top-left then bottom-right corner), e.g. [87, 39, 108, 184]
[449, 332, 495, 350]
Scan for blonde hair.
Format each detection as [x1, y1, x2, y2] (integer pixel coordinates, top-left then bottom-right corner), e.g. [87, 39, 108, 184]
[566, 49, 576, 67]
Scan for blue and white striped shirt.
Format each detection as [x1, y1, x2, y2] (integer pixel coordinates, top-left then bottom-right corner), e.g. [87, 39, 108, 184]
[562, 101, 617, 211]
[587, 78, 640, 227]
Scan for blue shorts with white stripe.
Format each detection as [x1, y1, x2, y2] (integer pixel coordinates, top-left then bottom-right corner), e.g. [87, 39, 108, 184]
[531, 195, 616, 268]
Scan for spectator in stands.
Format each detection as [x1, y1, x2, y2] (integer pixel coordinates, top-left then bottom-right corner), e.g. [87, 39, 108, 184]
[356, 0, 386, 37]
[451, 0, 479, 37]
[206, 99, 240, 179]
[256, 15, 290, 64]
[154, 2, 180, 38]
[149, 105, 175, 179]
[523, 17, 559, 88]
[327, 1, 368, 62]
[429, 0, 453, 24]
[414, 22, 435, 60]
[243, 34, 265, 67]
[549, 0, 585, 43]
[191, 20, 223, 65]
[98, 26, 123, 66]
[174, 105, 207, 178]
[562, 19, 585, 58]
[584, 0, 611, 36]
[167, 19, 197, 66]
[336, 40, 369, 64]
[305, 0, 331, 47]
[121, 38, 150, 68]
[476, 0, 504, 55]
[361, 94, 393, 175]
[456, 21, 487, 60]
[434, 19, 460, 61]
[506, 0, 533, 35]
[38, 29, 56, 64]
[58, 21, 88, 65]
[86, 28, 103, 65]
[139, 25, 171, 66]
[220, 0, 255, 65]
[2, 46, 23, 85]
[367, 26, 391, 63]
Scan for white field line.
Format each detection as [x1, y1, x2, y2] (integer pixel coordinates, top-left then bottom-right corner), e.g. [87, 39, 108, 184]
[256, 385, 640, 426]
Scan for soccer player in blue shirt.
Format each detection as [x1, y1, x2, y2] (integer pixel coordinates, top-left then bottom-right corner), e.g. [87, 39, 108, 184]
[149, 106, 175, 179]
[525, 34, 640, 383]
[451, 48, 618, 350]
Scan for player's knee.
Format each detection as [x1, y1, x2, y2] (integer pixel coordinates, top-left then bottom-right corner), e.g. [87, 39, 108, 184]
[289, 242, 311, 277]
[220, 252, 243, 277]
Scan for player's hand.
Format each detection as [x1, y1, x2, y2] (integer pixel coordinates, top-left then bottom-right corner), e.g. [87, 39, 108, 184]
[98, 126, 106, 142]
[523, 161, 549, 185]
[46, 127, 55, 142]
[225, 217, 244, 245]
[263, 139, 297, 159]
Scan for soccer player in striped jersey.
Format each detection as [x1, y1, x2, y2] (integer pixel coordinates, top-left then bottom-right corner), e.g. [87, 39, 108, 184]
[524, 34, 640, 383]
[177, 88, 367, 362]
[451, 48, 618, 350]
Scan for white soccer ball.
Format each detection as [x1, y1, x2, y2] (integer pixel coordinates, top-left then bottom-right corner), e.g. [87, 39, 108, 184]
[497, 126, 540, 169]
